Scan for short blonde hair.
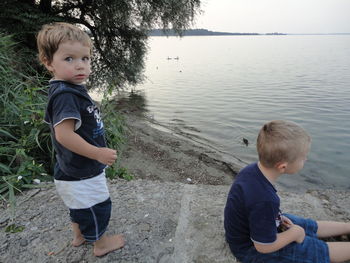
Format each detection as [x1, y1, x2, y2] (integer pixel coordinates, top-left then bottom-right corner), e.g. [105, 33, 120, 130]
[257, 120, 311, 168]
[36, 22, 92, 64]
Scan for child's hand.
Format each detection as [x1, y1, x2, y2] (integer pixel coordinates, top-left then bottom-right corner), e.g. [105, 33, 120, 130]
[281, 215, 294, 229]
[278, 215, 294, 232]
[291, 224, 305, 244]
[96, 147, 117, 166]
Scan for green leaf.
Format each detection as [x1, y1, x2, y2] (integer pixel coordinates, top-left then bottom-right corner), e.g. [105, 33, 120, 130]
[0, 128, 17, 140]
[5, 224, 25, 233]
[34, 129, 44, 151]
[21, 184, 52, 189]
[0, 163, 11, 173]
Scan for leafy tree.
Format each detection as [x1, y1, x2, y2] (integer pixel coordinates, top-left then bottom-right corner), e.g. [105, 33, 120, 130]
[0, 0, 201, 90]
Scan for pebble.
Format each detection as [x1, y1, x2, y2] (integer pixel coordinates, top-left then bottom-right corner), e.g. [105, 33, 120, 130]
[33, 179, 41, 184]
[20, 239, 28, 247]
[139, 223, 151, 232]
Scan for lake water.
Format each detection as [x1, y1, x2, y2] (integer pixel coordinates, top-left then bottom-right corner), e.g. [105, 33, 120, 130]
[132, 35, 350, 191]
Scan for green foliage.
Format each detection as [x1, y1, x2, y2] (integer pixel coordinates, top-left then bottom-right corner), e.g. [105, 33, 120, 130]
[0, 0, 201, 91]
[102, 96, 133, 181]
[5, 223, 25, 233]
[0, 34, 52, 220]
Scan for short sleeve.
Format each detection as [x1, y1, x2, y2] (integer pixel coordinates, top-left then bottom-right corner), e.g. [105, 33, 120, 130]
[248, 201, 279, 244]
[51, 93, 81, 130]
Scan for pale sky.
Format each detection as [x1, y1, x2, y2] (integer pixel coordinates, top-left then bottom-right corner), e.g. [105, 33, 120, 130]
[194, 0, 350, 34]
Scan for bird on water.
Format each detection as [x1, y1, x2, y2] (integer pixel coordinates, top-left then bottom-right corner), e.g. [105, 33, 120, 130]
[243, 138, 249, 146]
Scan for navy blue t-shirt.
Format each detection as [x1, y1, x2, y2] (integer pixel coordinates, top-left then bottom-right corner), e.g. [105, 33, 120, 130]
[224, 163, 282, 253]
[44, 80, 106, 180]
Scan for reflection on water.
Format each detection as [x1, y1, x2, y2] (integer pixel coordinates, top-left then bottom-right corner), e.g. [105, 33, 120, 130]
[134, 35, 350, 191]
[92, 90, 149, 116]
[114, 91, 149, 115]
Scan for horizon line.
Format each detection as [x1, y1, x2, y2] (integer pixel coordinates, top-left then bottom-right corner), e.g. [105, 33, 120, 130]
[150, 29, 350, 35]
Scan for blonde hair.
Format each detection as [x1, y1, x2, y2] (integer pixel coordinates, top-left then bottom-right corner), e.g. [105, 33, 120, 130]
[257, 120, 311, 168]
[36, 22, 92, 64]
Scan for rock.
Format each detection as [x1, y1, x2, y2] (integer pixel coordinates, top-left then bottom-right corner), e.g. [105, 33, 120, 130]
[20, 238, 28, 247]
[139, 223, 151, 232]
[33, 179, 41, 184]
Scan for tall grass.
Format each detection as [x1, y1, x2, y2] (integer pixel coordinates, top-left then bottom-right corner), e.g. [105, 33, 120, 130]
[102, 96, 133, 181]
[0, 35, 52, 221]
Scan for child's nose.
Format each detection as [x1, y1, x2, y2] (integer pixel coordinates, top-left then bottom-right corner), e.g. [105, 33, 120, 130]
[75, 60, 85, 69]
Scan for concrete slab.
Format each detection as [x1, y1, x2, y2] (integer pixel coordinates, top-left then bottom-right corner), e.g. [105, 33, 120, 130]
[0, 180, 349, 263]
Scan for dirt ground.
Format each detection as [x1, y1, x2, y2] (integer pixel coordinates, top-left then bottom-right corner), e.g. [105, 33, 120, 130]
[119, 113, 240, 186]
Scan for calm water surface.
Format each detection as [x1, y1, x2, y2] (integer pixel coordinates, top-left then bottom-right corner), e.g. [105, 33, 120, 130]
[134, 35, 350, 191]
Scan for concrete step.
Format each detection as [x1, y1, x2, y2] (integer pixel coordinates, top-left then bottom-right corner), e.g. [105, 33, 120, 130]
[1, 179, 349, 263]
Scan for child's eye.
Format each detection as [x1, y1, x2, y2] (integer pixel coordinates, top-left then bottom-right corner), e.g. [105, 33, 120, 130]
[64, 57, 73, 62]
[82, 56, 90, 62]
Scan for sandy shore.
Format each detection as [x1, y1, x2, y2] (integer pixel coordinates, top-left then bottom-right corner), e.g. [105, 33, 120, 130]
[119, 113, 241, 186]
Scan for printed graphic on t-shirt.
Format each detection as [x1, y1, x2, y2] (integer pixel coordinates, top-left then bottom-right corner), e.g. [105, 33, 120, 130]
[86, 104, 105, 138]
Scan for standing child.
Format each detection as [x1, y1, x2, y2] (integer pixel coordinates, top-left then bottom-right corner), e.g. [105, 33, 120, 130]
[224, 120, 350, 263]
[37, 22, 125, 257]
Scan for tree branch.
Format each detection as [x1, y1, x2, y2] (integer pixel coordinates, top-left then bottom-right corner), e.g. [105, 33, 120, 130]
[39, 0, 52, 13]
[51, 3, 81, 15]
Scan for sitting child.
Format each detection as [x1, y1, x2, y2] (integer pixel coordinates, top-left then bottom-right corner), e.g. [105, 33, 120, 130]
[224, 120, 350, 263]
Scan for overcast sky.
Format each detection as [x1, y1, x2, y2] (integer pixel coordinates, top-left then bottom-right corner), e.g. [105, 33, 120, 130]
[194, 0, 350, 34]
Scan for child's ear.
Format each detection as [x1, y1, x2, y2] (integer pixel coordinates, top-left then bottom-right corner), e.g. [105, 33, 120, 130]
[275, 162, 287, 173]
[42, 58, 53, 72]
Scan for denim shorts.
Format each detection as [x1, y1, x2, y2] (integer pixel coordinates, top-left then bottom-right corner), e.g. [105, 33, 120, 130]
[232, 213, 330, 263]
[69, 198, 112, 242]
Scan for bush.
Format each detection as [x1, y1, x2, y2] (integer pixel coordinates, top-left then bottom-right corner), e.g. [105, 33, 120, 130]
[102, 96, 133, 181]
[0, 35, 52, 219]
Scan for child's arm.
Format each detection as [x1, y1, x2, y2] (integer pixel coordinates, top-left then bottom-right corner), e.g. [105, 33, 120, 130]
[253, 224, 305, 254]
[54, 119, 117, 166]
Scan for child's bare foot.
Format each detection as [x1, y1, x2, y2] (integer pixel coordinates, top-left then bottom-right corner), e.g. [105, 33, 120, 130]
[71, 222, 85, 247]
[72, 235, 85, 247]
[93, 234, 125, 257]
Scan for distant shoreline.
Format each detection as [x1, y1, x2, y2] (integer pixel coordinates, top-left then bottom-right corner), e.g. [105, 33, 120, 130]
[148, 29, 283, 36]
[148, 29, 350, 37]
